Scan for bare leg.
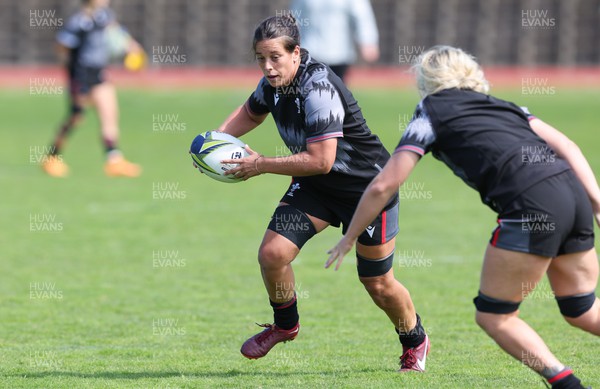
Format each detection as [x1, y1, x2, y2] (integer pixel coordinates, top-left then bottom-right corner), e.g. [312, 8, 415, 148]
[357, 239, 417, 334]
[51, 93, 88, 154]
[240, 208, 329, 359]
[475, 244, 564, 377]
[89, 82, 119, 151]
[258, 230, 300, 304]
[258, 205, 329, 303]
[89, 82, 141, 177]
[547, 248, 600, 334]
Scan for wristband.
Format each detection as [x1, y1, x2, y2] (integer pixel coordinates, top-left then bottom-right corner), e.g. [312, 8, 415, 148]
[254, 155, 264, 174]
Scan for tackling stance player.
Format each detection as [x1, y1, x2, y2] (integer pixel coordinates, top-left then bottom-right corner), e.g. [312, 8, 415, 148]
[206, 15, 430, 371]
[327, 45, 600, 388]
[42, 0, 141, 178]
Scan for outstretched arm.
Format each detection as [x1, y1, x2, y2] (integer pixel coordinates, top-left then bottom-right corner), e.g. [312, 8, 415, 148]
[529, 118, 600, 226]
[325, 150, 421, 270]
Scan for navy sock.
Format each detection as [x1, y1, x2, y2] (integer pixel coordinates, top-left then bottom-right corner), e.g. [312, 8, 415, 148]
[103, 138, 117, 154]
[397, 313, 426, 348]
[549, 369, 584, 389]
[48, 144, 60, 156]
[270, 294, 299, 330]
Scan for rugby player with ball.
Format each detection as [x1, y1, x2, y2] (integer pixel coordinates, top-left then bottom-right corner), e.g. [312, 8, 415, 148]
[192, 15, 430, 372]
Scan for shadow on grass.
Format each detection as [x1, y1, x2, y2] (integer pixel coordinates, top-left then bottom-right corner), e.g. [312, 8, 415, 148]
[11, 367, 384, 380]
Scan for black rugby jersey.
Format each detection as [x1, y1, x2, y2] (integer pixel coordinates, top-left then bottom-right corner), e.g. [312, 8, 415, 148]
[57, 8, 115, 70]
[395, 88, 570, 212]
[247, 49, 390, 199]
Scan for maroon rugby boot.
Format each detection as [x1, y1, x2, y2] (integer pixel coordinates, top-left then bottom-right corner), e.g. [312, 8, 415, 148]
[399, 334, 430, 372]
[240, 322, 300, 359]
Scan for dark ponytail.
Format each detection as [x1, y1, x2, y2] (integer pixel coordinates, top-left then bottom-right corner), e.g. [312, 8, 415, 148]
[253, 15, 301, 53]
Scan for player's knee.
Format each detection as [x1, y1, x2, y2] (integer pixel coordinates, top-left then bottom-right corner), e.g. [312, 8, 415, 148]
[473, 291, 521, 332]
[68, 111, 85, 127]
[474, 310, 496, 333]
[361, 276, 397, 308]
[71, 104, 84, 117]
[556, 292, 596, 322]
[360, 276, 386, 296]
[358, 252, 396, 305]
[257, 242, 290, 270]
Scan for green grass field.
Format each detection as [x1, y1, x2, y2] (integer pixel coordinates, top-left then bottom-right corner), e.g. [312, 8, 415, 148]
[1, 85, 599, 388]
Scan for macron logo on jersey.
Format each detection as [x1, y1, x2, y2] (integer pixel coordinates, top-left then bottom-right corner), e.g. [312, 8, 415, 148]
[366, 226, 376, 238]
[274, 93, 280, 106]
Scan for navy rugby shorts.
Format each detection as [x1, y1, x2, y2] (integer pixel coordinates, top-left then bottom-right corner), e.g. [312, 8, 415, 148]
[275, 177, 399, 246]
[490, 170, 594, 257]
[68, 65, 105, 95]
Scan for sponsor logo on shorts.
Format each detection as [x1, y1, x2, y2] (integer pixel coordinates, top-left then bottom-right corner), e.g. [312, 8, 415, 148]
[365, 225, 376, 238]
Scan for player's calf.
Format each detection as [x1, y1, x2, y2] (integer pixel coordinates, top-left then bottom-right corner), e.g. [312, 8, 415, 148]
[357, 252, 430, 372]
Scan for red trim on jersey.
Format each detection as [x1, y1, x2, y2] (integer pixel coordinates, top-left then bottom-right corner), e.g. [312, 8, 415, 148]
[381, 210, 387, 243]
[491, 219, 502, 246]
[527, 115, 537, 122]
[306, 132, 344, 143]
[394, 145, 425, 156]
[548, 369, 573, 384]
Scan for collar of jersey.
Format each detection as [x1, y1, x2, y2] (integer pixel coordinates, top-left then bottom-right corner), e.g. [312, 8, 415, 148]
[291, 48, 311, 86]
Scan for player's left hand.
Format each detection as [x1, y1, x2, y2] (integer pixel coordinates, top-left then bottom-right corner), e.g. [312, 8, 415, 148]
[325, 236, 356, 271]
[222, 145, 263, 181]
[191, 158, 204, 174]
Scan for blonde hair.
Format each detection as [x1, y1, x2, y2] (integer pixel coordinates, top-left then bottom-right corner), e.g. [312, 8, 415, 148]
[412, 45, 489, 97]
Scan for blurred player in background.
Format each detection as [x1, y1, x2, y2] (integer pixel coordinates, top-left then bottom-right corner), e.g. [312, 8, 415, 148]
[290, 0, 379, 81]
[207, 14, 430, 371]
[42, 0, 142, 178]
[327, 45, 600, 389]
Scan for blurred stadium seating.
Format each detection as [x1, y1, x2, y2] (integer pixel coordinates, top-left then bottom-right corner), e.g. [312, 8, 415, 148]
[5, 0, 600, 66]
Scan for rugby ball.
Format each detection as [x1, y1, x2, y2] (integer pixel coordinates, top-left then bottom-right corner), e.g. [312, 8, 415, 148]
[104, 25, 131, 58]
[189, 131, 249, 183]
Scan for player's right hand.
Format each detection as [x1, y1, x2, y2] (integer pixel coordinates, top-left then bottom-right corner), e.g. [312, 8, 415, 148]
[325, 236, 356, 271]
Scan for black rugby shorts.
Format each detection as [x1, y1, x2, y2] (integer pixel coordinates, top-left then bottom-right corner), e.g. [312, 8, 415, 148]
[490, 170, 595, 257]
[275, 177, 399, 246]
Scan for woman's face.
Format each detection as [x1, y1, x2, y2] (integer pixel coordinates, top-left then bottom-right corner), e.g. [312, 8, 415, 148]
[255, 38, 300, 88]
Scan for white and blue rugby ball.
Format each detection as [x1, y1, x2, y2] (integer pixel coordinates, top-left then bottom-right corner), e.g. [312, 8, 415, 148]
[189, 131, 249, 183]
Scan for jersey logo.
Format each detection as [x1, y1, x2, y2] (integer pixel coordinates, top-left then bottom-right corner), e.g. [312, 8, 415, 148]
[274, 93, 280, 106]
[286, 183, 300, 197]
[365, 225, 375, 238]
[294, 97, 301, 113]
